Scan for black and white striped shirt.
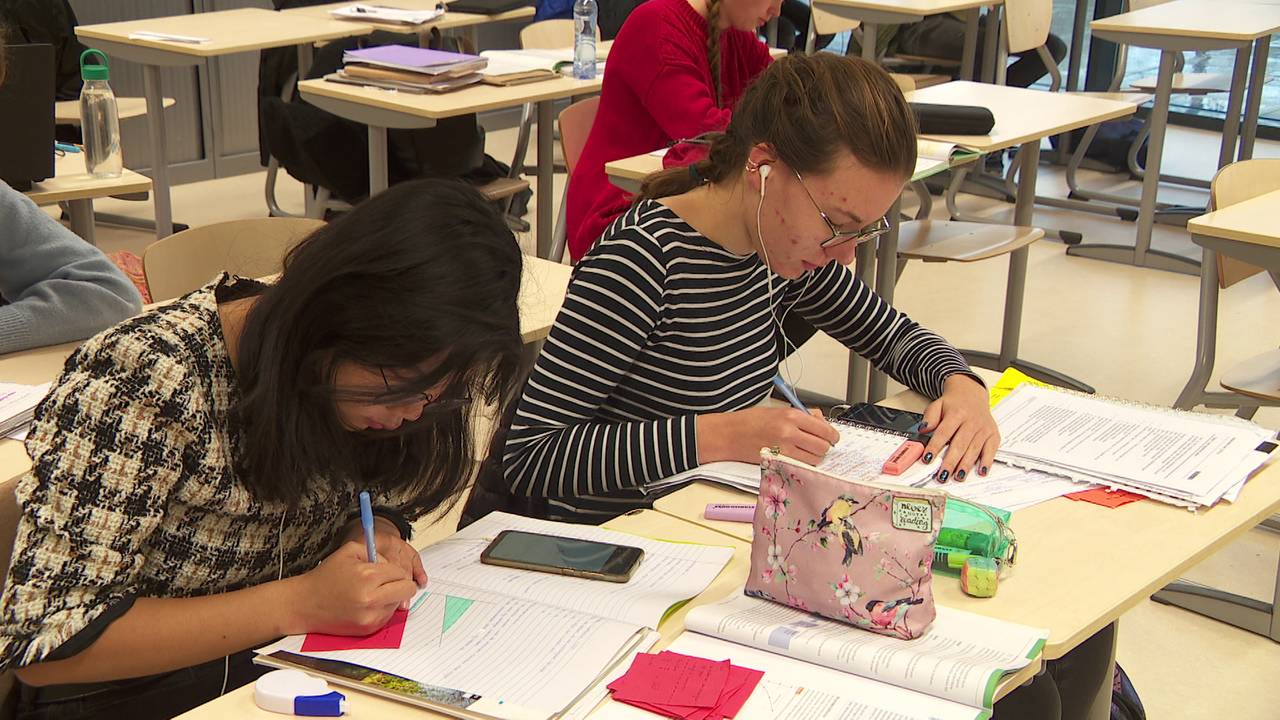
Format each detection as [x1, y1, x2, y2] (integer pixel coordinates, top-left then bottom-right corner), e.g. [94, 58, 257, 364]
[503, 200, 973, 522]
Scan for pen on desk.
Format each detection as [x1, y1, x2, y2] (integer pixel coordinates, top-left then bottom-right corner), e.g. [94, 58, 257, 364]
[359, 490, 378, 563]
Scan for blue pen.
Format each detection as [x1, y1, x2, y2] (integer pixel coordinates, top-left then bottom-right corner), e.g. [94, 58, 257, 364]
[55, 142, 81, 154]
[771, 373, 807, 413]
[358, 491, 377, 563]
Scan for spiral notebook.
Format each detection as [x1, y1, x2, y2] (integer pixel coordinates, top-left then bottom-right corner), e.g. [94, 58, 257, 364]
[992, 384, 1278, 509]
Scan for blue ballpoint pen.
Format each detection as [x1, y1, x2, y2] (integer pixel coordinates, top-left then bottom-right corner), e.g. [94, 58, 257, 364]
[358, 491, 378, 563]
[771, 373, 807, 413]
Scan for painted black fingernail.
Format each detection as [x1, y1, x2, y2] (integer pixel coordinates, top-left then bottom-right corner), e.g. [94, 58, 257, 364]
[956, 470, 966, 482]
[938, 469, 949, 483]
[980, 465, 989, 476]
[923, 452, 934, 464]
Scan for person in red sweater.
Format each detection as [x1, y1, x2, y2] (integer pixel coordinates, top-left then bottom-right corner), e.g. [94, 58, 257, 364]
[565, 0, 779, 262]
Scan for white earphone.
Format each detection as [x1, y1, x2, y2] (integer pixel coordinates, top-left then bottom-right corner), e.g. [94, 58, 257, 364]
[758, 163, 771, 196]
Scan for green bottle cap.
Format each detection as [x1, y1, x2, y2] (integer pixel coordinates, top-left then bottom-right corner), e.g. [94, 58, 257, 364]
[80, 49, 110, 81]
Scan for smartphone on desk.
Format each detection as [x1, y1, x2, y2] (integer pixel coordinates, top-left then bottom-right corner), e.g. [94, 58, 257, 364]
[480, 530, 645, 583]
[836, 402, 925, 436]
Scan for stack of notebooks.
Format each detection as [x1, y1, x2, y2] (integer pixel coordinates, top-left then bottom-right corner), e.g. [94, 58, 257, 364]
[991, 383, 1279, 509]
[327, 45, 488, 94]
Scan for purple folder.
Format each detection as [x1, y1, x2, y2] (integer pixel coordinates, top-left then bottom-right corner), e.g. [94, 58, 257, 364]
[343, 44, 481, 72]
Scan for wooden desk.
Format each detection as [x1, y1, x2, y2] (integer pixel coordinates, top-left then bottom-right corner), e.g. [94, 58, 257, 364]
[809, 0, 1001, 81]
[75, 8, 373, 239]
[650, 384, 1280, 667]
[298, 73, 602, 259]
[900, 81, 1136, 395]
[281, 1, 535, 48]
[24, 153, 153, 244]
[0, 256, 570, 489]
[1072, 0, 1280, 273]
[1177, 188, 1280, 413]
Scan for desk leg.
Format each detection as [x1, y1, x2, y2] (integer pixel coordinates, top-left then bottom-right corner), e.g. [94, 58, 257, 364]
[369, 125, 389, 196]
[1067, 50, 1197, 274]
[846, 239, 876, 403]
[861, 23, 878, 61]
[297, 43, 318, 219]
[1238, 36, 1270, 161]
[142, 64, 174, 239]
[960, 9, 979, 82]
[536, 99, 554, 259]
[981, 6, 1000, 83]
[804, 12, 817, 55]
[867, 196, 902, 403]
[766, 17, 778, 48]
[67, 199, 96, 246]
[1217, 46, 1250, 170]
[1174, 246, 1220, 410]
[964, 141, 1093, 392]
[1065, 0, 1087, 92]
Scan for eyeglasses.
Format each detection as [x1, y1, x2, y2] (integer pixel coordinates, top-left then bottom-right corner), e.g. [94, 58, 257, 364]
[329, 368, 472, 412]
[792, 169, 891, 249]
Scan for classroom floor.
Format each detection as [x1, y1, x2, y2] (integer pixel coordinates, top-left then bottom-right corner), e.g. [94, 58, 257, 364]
[65, 122, 1280, 719]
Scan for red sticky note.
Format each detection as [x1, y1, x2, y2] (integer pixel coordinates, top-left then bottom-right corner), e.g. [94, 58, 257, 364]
[1066, 487, 1146, 508]
[715, 665, 764, 719]
[301, 609, 408, 652]
[610, 652, 729, 708]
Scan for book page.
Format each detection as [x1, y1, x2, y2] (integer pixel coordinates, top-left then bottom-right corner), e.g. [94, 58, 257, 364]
[916, 138, 959, 162]
[261, 580, 648, 719]
[425, 512, 734, 629]
[685, 593, 1045, 709]
[591, 634, 982, 720]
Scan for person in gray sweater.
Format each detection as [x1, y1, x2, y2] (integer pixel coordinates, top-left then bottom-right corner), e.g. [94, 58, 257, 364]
[0, 181, 143, 355]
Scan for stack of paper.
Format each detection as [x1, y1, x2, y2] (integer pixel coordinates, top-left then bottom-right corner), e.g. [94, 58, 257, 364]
[328, 45, 487, 93]
[606, 651, 762, 720]
[330, 3, 445, 25]
[992, 384, 1278, 509]
[0, 383, 50, 440]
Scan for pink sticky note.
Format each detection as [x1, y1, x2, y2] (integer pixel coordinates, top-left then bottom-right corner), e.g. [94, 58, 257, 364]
[609, 652, 729, 708]
[302, 609, 408, 652]
[1066, 487, 1146, 508]
[715, 666, 764, 719]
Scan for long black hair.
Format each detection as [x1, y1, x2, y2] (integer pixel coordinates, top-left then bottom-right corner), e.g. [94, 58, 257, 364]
[234, 178, 525, 518]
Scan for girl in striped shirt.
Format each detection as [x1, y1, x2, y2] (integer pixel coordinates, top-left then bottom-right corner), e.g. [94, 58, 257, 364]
[503, 54, 999, 523]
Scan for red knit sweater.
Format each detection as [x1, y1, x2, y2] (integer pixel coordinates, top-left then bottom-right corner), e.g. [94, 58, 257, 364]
[565, 0, 773, 261]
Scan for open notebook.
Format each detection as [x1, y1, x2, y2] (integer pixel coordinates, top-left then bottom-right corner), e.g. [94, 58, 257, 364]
[594, 593, 1046, 720]
[255, 512, 734, 719]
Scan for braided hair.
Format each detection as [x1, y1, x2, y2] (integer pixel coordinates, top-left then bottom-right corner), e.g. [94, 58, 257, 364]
[705, 0, 723, 107]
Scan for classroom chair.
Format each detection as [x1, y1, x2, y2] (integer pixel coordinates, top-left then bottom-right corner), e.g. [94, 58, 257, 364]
[1174, 158, 1280, 417]
[547, 96, 601, 263]
[141, 218, 325, 302]
[506, 19, 599, 181]
[1040, 0, 1232, 221]
[802, 11, 949, 89]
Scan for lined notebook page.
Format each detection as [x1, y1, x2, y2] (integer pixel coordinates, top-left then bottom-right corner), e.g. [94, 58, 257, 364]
[265, 579, 646, 716]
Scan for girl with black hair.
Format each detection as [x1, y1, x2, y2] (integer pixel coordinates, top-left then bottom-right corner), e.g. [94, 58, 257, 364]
[0, 179, 525, 720]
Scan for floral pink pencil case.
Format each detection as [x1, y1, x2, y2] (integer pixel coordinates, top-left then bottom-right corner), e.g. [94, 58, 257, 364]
[745, 450, 946, 640]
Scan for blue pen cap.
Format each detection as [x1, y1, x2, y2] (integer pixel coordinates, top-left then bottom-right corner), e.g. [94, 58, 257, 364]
[295, 690, 346, 717]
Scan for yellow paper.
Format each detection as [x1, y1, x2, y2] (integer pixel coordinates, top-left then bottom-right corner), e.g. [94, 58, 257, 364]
[988, 367, 1052, 408]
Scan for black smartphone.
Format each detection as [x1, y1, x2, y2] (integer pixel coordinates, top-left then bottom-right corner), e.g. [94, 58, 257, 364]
[836, 402, 925, 436]
[479, 530, 645, 583]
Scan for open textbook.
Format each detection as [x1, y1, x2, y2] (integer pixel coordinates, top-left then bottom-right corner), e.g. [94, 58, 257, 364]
[594, 593, 1046, 720]
[917, 138, 981, 165]
[255, 512, 734, 719]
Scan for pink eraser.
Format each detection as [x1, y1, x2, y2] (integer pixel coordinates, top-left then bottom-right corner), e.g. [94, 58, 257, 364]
[705, 503, 756, 523]
[882, 439, 926, 475]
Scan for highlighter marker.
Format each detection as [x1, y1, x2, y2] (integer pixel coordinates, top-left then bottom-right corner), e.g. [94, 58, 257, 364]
[882, 437, 926, 475]
[705, 503, 756, 523]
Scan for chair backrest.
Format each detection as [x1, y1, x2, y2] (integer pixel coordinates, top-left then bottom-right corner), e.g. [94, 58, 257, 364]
[558, 96, 600, 174]
[1003, 0, 1053, 55]
[520, 19, 597, 49]
[1208, 158, 1280, 288]
[142, 218, 325, 302]
[888, 74, 916, 93]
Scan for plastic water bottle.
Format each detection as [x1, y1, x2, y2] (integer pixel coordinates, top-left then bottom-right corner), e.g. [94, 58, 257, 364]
[573, 0, 598, 80]
[79, 48, 122, 179]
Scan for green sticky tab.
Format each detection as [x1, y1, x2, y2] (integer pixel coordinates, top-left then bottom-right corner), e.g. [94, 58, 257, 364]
[442, 595, 474, 634]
